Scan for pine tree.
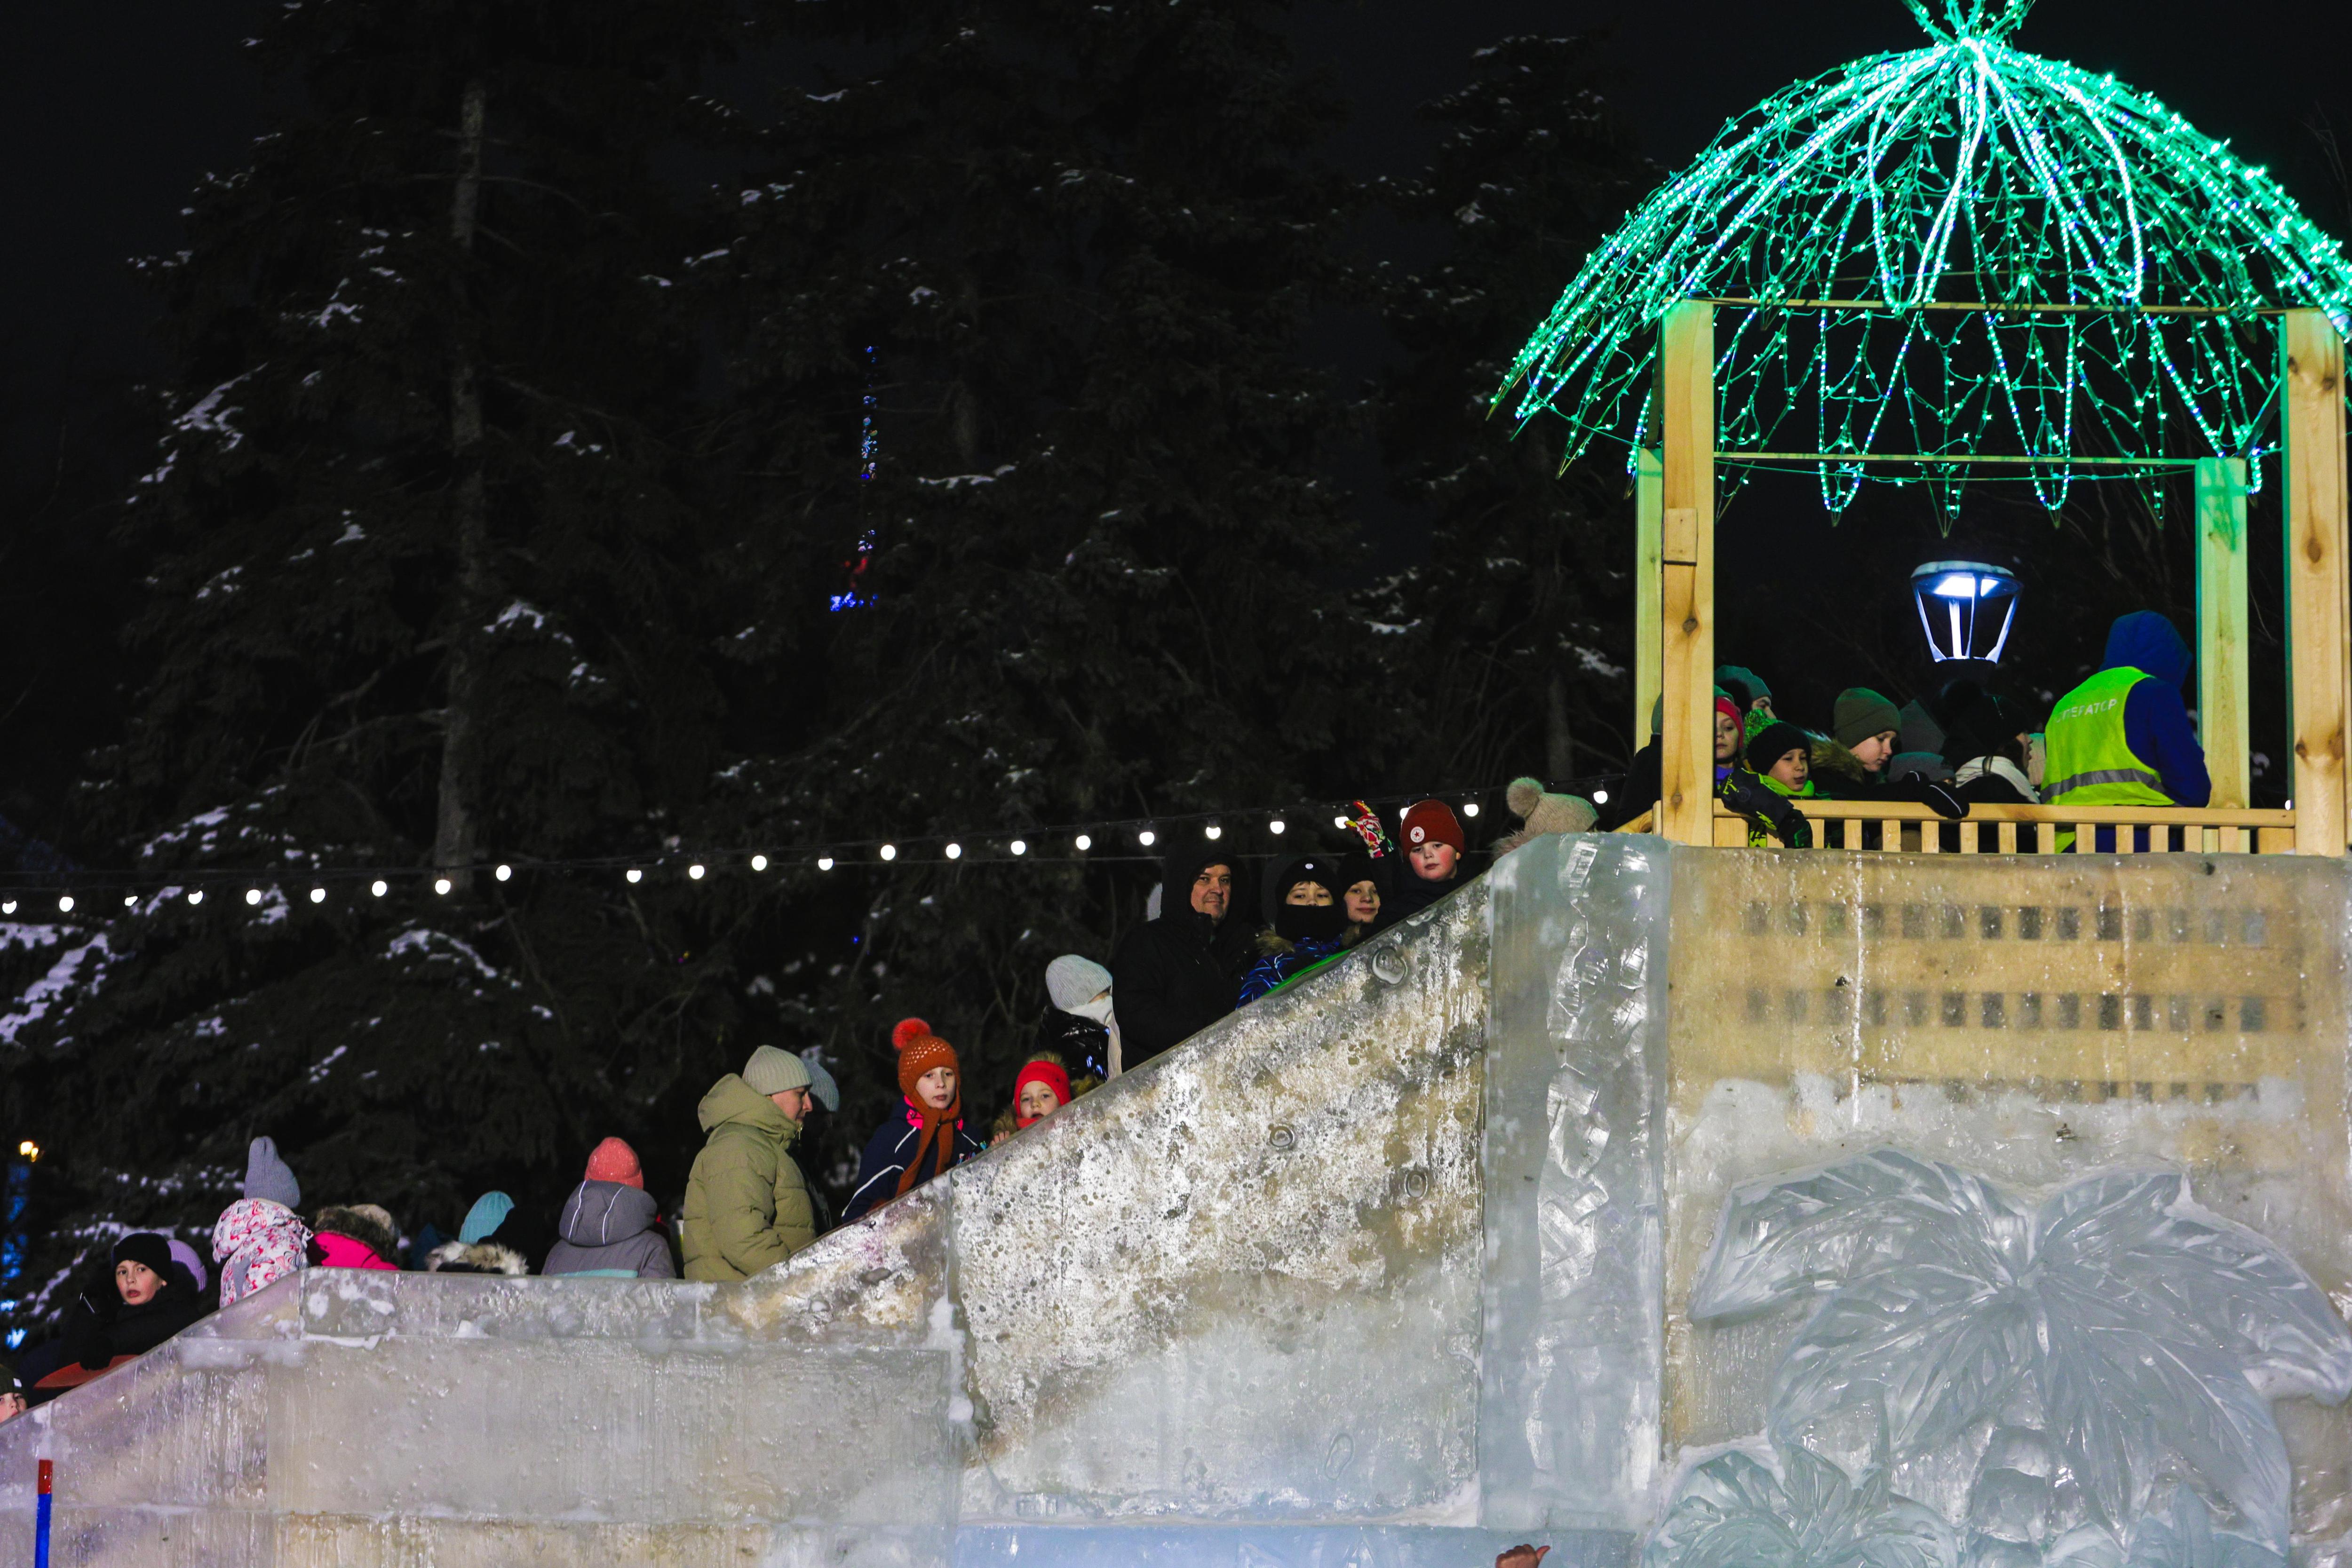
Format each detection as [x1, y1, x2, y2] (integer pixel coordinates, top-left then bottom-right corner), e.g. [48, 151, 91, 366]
[0, 0, 753, 1330]
[697, 0, 1377, 1175]
[1371, 36, 1653, 788]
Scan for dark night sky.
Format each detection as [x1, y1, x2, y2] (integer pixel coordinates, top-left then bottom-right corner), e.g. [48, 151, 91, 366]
[13, 1, 2350, 446]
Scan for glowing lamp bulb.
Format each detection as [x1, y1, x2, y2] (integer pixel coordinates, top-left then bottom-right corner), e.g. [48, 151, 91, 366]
[1333, 816, 1349, 829]
[1268, 818, 1286, 835]
[370, 880, 388, 898]
[1203, 824, 1222, 839]
[1462, 802, 1480, 818]
[125, 895, 138, 908]
[1592, 788, 1611, 805]
[433, 877, 453, 896]
[879, 844, 897, 861]
[495, 863, 512, 882]
[187, 890, 203, 906]
[751, 854, 768, 872]
[1010, 839, 1027, 856]
[309, 887, 326, 904]
[16, 1140, 35, 1159]
[1138, 830, 1156, 847]
[1, 900, 15, 914]
[817, 856, 835, 871]
[246, 889, 262, 906]
[1074, 834, 1091, 852]
[688, 863, 706, 880]
[57, 895, 73, 913]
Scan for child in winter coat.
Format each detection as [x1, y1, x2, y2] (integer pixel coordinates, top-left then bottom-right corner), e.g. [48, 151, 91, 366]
[18, 1234, 212, 1402]
[427, 1191, 534, 1275]
[543, 1139, 678, 1279]
[1722, 721, 1817, 847]
[843, 1020, 985, 1223]
[989, 1053, 1078, 1145]
[1374, 801, 1475, 930]
[310, 1204, 401, 1271]
[1040, 955, 1117, 1079]
[214, 1197, 312, 1307]
[1337, 851, 1383, 940]
[1239, 854, 1352, 1004]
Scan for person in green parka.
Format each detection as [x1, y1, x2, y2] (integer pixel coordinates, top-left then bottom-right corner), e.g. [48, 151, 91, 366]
[680, 1046, 820, 1282]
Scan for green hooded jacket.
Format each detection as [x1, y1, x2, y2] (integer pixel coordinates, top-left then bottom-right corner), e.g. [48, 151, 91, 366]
[681, 1074, 817, 1282]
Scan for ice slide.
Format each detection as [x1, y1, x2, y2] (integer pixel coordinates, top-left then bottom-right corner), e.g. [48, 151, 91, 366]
[7, 833, 2352, 1568]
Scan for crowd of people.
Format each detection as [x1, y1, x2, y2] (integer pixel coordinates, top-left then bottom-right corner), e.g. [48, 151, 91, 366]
[1596, 610, 2212, 851]
[0, 610, 2211, 1416]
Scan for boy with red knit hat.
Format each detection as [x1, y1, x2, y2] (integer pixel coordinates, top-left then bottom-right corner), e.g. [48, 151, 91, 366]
[1374, 800, 1476, 931]
[843, 1020, 988, 1223]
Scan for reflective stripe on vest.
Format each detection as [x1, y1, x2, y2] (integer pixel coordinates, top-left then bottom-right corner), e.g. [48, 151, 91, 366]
[2044, 665, 2171, 808]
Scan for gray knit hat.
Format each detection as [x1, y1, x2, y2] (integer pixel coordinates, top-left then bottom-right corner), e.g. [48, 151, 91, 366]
[1045, 955, 1113, 1013]
[1832, 688, 1902, 749]
[742, 1045, 812, 1097]
[242, 1136, 302, 1210]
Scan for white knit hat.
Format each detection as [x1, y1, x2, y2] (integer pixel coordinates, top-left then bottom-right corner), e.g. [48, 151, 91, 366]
[1045, 955, 1112, 1013]
[742, 1045, 812, 1096]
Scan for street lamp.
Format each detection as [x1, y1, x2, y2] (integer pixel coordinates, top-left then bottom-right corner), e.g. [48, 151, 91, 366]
[1911, 561, 2020, 665]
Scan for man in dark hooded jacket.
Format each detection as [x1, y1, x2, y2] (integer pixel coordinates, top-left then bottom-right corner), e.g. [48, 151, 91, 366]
[1111, 839, 1251, 1069]
[2045, 610, 2210, 851]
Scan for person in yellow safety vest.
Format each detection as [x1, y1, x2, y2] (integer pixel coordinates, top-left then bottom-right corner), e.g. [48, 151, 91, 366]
[2043, 610, 2210, 851]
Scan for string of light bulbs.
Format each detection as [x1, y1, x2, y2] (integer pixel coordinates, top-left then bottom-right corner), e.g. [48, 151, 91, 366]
[0, 778, 1620, 919]
[1495, 0, 2352, 523]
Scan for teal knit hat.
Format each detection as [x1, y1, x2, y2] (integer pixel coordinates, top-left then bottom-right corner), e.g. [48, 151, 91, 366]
[458, 1190, 514, 1245]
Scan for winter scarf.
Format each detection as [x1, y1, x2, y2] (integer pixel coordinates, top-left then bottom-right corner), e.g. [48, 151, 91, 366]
[213, 1198, 312, 1307]
[891, 1019, 968, 1198]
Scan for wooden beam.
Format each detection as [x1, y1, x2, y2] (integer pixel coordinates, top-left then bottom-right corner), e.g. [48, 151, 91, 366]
[2194, 457, 2250, 809]
[1658, 303, 1716, 845]
[2281, 310, 2349, 855]
[1634, 446, 1663, 746]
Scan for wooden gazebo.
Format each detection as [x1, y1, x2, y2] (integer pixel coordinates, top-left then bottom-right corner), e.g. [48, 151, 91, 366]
[1501, 2, 2351, 855]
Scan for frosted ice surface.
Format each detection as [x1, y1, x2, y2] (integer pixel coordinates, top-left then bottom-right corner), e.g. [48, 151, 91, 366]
[5, 842, 2352, 1568]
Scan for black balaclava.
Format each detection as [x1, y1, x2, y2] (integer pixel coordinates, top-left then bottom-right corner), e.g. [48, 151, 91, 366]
[1266, 855, 1347, 943]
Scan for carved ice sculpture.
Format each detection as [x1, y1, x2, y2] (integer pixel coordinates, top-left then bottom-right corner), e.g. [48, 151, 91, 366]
[1651, 1150, 2352, 1568]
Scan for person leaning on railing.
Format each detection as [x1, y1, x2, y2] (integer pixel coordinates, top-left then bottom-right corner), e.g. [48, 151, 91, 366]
[2044, 611, 2210, 852]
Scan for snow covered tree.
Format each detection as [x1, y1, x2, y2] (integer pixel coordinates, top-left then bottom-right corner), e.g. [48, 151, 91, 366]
[1370, 35, 1652, 788]
[696, 0, 1379, 1172]
[0, 0, 757, 1330]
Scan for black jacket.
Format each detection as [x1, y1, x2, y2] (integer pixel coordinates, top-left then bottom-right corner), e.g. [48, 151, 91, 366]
[1374, 859, 1474, 930]
[1595, 740, 1663, 831]
[1111, 841, 1251, 1069]
[842, 1110, 987, 1223]
[1038, 1006, 1109, 1081]
[19, 1270, 208, 1402]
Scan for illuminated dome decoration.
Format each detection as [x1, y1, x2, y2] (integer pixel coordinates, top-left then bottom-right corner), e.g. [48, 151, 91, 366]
[1497, 0, 2352, 518]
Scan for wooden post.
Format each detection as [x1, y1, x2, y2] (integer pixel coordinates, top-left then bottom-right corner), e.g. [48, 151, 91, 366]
[2281, 310, 2349, 855]
[1634, 446, 1663, 746]
[1658, 303, 1716, 845]
[2194, 457, 2250, 809]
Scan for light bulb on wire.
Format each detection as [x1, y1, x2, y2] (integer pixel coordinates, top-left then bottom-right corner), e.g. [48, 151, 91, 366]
[1138, 829, 1156, 847]
[945, 843, 962, 860]
[879, 844, 897, 862]
[817, 856, 834, 871]
[56, 895, 72, 914]
[370, 880, 388, 898]
[1462, 802, 1480, 818]
[1010, 839, 1027, 856]
[688, 863, 706, 880]
[309, 888, 326, 904]
[1268, 818, 1286, 835]
[245, 888, 262, 906]
[626, 868, 643, 884]
[495, 863, 512, 882]
[751, 854, 768, 872]
[1203, 824, 1222, 840]
[1074, 834, 1091, 852]
[433, 877, 453, 896]
[187, 891, 203, 906]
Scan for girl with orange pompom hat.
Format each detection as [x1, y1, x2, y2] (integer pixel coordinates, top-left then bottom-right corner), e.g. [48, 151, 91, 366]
[842, 1019, 988, 1223]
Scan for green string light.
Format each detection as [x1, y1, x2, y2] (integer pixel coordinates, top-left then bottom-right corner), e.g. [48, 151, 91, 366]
[1498, 0, 2352, 521]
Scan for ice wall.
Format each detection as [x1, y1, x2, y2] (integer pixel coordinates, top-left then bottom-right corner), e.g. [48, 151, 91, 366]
[6, 838, 2352, 1568]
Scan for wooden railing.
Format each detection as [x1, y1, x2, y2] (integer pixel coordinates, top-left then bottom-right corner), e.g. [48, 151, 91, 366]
[1708, 799, 2298, 854]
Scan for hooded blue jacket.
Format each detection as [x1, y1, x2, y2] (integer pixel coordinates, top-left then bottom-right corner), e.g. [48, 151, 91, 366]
[2101, 611, 2210, 808]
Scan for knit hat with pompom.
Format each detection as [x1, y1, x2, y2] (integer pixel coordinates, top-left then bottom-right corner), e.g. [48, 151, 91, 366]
[892, 1018, 960, 1100]
[1494, 778, 1599, 856]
